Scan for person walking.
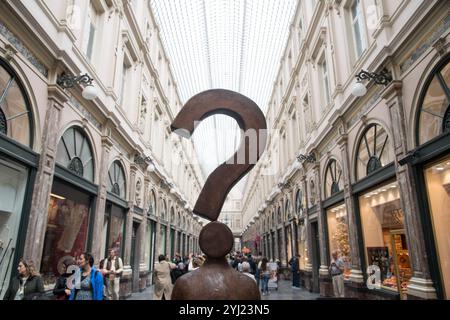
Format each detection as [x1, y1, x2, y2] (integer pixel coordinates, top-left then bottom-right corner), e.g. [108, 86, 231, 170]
[69, 252, 104, 300]
[3, 259, 44, 300]
[153, 254, 176, 300]
[289, 254, 301, 288]
[102, 249, 123, 300]
[241, 262, 256, 283]
[258, 258, 270, 296]
[329, 251, 345, 298]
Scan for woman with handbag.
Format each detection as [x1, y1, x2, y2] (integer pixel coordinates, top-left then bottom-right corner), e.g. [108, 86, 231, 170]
[53, 257, 76, 300]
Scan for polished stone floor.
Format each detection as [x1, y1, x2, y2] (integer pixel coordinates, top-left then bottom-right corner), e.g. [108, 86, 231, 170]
[127, 279, 319, 300]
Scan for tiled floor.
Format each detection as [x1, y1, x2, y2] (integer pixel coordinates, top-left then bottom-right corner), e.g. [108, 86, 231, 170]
[127, 279, 319, 300]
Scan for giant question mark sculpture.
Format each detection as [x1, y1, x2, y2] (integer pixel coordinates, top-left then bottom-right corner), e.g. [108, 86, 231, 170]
[170, 89, 267, 300]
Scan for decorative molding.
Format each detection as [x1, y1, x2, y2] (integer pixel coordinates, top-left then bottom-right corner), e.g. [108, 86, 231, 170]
[69, 96, 102, 131]
[0, 22, 48, 77]
[399, 14, 450, 74]
[347, 86, 384, 128]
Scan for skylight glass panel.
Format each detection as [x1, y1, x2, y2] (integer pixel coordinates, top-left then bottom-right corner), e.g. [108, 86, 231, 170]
[151, 0, 297, 196]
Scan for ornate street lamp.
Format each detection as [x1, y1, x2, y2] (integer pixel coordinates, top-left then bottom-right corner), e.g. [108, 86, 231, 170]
[297, 153, 316, 163]
[134, 154, 156, 172]
[56, 73, 98, 100]
[351, 68, 393, 97]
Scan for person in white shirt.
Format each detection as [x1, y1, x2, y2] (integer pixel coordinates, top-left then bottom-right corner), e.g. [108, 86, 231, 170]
[241, 262, 256, 283]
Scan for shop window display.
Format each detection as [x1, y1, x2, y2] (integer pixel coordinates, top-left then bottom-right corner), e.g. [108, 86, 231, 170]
[424, 156, 450, 298]
[297, 222, 308, 270]
[0, 160, 28, 299]
[326, 204, 351, 279]
[108, 204, 125, 256]
[145, 221, 156, 271]
[41, 180, 91, 288]
[160, 225, 167, 256]
[359, 181, 412, 297]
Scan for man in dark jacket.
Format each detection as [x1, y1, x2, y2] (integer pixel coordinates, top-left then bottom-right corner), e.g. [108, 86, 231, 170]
[289, 254, 301, 288]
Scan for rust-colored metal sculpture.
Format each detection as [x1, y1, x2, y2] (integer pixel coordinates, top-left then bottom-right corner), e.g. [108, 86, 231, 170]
[170, 89, 267, 300]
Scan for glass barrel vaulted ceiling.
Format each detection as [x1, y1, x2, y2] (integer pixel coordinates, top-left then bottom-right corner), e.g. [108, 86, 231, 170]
[150, 0, 297, 197]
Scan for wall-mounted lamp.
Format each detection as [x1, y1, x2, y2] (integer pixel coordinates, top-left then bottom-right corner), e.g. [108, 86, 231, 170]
[351, 68, 393, 97]
[297, 153, 316, 163]
[168, 183, 176, 194]
[57, 72, 98, 100]
[134, 154, 155, 172]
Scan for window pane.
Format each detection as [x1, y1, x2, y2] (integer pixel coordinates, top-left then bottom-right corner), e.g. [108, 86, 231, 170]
[298, 223, 308, 270]
[0, 161, 28, 300]
[442, 63, 450, 88]
[327, 204, 351, 279]
[359, 181, 412, 297]
[62, 129, 75, 159]
[41, 182, 91, 288]
[108, 206, 125, 256]
[1, 78, 30, 146]
[56, 137, 71, 167]
[419, 75, 448, 145]
[86, 23, 96, 61]
[357, 125, 393, 180]
[424, 156, 450, 298]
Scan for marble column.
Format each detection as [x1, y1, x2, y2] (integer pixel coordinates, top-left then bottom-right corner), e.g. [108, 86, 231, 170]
[154, 217, 161, 257]
[174, 227, 179, 254]
[91, 135, 113, 263]
[23, 84, 67, 269]
[302, 176, 313, 272]
[124, 165, 137, 266]
[313, 163, 329, 276]
[383, 81, 437, 299]
[337, 124, 364, 284]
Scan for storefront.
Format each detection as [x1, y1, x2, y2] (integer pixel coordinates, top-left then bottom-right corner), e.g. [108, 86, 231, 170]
[406, 54, 450, 299]
[351, 121, 403, 298]
[295, 189, 308, 270]
[326, 203, 351, 280]
[101, 160, 127, 260]
[284, 200, 293, 263]
[0, 58, 37, 299]
[358, 180, 411, 298]
[41, 126, 98, 289]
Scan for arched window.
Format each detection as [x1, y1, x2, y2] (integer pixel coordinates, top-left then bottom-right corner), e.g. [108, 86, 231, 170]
[161, 200, 167, 220]
[148, 190, 156, 216]
[325, 159, 343, 198]
[285, 200, 291, 220]
[0, 59, 33, 147]
[107, 160, 126, 198]
[277, 207, 282, 224]
[356, 123, 393, 180]
[309, 180, 316, 206]
[170, 207, 175, 225]
[417, 55, 450, 145]
[271, 211, 275, 228]
[295, 189, 303, 215]
[56, 126, 94, 182]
